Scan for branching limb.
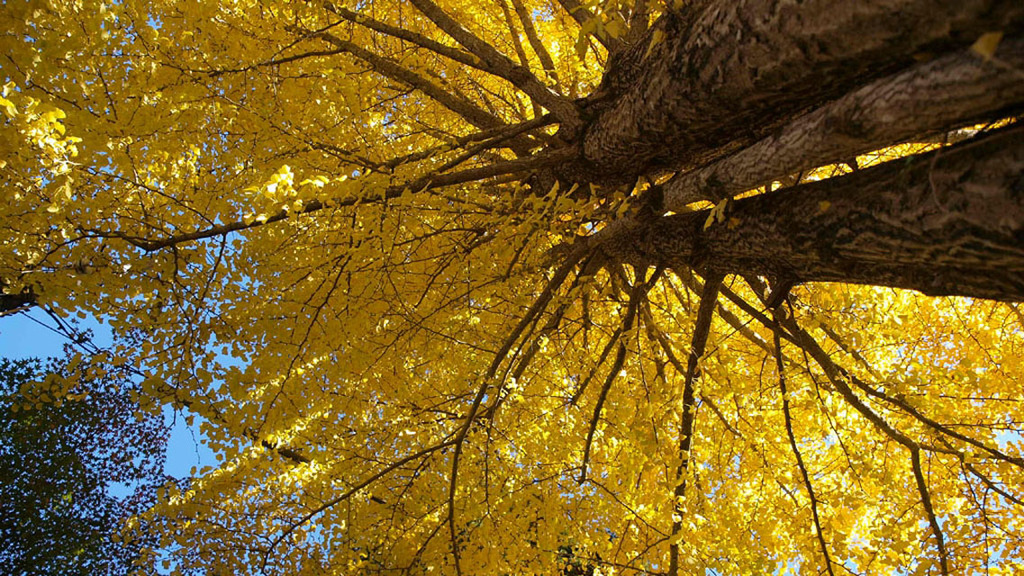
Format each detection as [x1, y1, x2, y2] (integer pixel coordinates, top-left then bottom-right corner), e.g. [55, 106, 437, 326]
[668, 272, 721, 576]
[311, 30, 505, 130]
[496, 0, 541, 118]
[817, 321, 884, 380]
[322, 2, 486, 71]
[772, 313, 836, 576]
[89, 147, 574, 252]
[847, 373, 1024, 469]
[578, 329, 629, 483]
[554, 0, 624, 54]
[262, 437, 458, 567]
[910, 447, 952, 575]
[774, 314, 917, 448]
[641, 299, 741, 438]
[496, 0, 531, 68]
[446, 245, 588, 576]
[579, 286, 639, 481]
[488, 255, 597, 418]
[964, 462, 1024, 507]
[435, 114, 553, 173]
[508, 0, 562, 89]
[570, 322, 623, 406]
[770, 276, 1024, 469]
[723, 278, 955, 572]
[407, 0, 580, 129]
[382, 113, 557, 172]
[771, 311, 956, 573]
[668, 271, 777, 356]
[579, 264, 658, 480]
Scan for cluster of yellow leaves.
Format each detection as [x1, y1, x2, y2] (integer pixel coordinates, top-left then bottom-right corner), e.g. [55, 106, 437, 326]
[1, 1, 1022, 576]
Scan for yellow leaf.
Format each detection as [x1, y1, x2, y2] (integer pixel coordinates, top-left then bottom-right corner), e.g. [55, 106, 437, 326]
[645, 28, 665, 60]
[971, 31, 1003, 60]
[703, 198, 729, 230]
[0, 97, 16, 118]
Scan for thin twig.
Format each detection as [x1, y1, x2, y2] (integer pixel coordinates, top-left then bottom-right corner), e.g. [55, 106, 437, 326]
[579, 265, 654, 481]
[668, 272, 721, 576]
[446, 245, 587, 576]
[772, 312, 836, 576]
[910, 447, 951, 575]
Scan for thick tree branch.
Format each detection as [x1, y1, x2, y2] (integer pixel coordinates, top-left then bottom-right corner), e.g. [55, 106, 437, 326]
[774, 317, 915, 449]
[576, 0, 1024, 182]
[625, 0, 650, 45]
[605, 128, 1024, 302]
[662, 38, 1024, 209]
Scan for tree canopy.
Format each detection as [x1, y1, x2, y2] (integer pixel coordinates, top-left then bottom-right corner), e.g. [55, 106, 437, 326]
[0, 356, 169, 575]
[1, 1, 1023, 575]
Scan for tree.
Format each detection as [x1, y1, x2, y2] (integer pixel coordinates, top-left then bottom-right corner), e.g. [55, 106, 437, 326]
[1, 0, 1023, 574]
[0, 356, 169, 575]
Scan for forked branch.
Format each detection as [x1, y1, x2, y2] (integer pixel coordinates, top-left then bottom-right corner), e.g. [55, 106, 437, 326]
[446, 245, 588, 575]
[407, 0, 580, 129]
[91, 147, 574, 252]
[772, 312, 836, 576]
[668, 272, 721, 576]
[578, 266, 652, 482]
[773, 312, 952, 574]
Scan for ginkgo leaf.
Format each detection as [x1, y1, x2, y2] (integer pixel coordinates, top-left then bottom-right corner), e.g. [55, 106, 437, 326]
[2, 2, 1023, 576]
[971, 31, 1004, 59]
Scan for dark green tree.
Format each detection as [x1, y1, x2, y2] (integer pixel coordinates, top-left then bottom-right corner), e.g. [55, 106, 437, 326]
[0, 356, 169, 576]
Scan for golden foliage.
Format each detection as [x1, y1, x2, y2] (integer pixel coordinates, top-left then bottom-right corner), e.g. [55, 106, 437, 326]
[1, 2, 1022, 575]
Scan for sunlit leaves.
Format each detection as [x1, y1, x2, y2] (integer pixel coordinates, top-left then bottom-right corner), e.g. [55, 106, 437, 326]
[2, 1, 1023, 575]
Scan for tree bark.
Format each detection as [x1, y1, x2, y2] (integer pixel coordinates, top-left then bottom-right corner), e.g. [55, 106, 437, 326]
[661, 38, 1024, 209]
[574, 0, 1024, 183]
[602, 127, 1024, 301]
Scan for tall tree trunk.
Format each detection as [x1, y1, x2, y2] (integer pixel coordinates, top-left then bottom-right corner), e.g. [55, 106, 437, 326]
[573, 0, 1024, 183]
[661, 38, 1024, 208]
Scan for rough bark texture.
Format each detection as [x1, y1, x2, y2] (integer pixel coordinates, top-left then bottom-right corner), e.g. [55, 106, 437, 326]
[574, 0, 1024, 183]
[662, 38, 1024, 209]
[603, 127, 1024, 301]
